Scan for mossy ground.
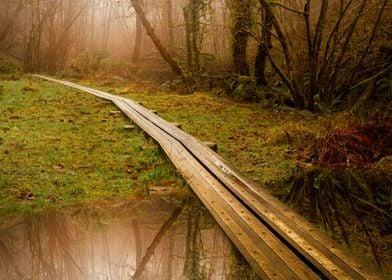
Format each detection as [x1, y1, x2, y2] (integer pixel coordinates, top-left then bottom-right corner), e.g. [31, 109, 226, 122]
[0, 76, 184, 220]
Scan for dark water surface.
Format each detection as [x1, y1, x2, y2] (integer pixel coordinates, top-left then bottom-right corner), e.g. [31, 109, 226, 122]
[0, 197, 252, 280]
[286, 168, 391, 273]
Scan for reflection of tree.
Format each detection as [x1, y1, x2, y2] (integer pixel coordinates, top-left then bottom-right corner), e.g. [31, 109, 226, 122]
[26, 214, 86, 279]
[132, 219, 142, 268]
[288, 169, 392, 272]
[228, 246, 259, 280]
[182, 201, 202, 280]
[132, 206, 183, 279]
[0, 238, 24, 279]
[165, 232, 174, 280]
[0, 197, 253, 279]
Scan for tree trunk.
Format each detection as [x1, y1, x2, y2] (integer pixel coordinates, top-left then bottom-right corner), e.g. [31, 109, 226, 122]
[255, 8, 272, 86]
[132, 0, 143, 63]
[129, 0, 190, 86]
[190, 0, 201, 74]
[166, 0, 174, 53]
[230, 0, 251, 76]
[184, 0, 202, 76]
[183, 6, 193, 70]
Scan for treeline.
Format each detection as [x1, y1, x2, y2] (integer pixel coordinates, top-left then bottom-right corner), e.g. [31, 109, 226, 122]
[0, 0, 391, 112]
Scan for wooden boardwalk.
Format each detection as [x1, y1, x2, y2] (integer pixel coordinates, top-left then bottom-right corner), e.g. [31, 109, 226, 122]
[34, 75, 382, 279]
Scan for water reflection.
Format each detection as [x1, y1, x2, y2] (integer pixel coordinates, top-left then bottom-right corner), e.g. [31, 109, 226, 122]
[287, 168, 391, 273]
[0, 197, 256, 280]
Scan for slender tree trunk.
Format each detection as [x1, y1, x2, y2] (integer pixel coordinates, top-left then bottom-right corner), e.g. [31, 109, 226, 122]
[182, 203, 201, 279]
[132, 219, 142, 268]
[190, 0, 201, 74]
[102, 1, 112, 50]
[129, 0, 190, 86]
[255, 8, 272, 86]
[305, 0, 328, 111]
[166, 0, 174, 53]
[183, 6, 193, 70]
[132, 0, 143, 63]
[90, 0, 96, 48]
[132, 207, 183, 279]
[184, 0, 202, 75]
[258, 0, 305, 109]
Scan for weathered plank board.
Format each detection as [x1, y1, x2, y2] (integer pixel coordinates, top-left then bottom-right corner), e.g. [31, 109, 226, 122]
[33, 75, 382, 280]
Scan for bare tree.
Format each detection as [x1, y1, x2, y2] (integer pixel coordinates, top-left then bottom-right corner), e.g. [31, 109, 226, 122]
[256, 0, 391, 111]
[129, 0, 191, 87]
[254, 5, 272, 86]
[0, 0, 24, 51]
[132, 0, 143, 63]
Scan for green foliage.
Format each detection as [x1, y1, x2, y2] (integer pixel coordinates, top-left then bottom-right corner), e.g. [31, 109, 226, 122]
[0, 55, 21, 76]
[228, 76, 258, 101]
[69, 49, 109, 75]
[376, 74, 392, 97]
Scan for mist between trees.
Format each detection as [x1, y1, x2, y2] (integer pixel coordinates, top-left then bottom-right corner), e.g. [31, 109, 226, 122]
[0, 0, 391, 112]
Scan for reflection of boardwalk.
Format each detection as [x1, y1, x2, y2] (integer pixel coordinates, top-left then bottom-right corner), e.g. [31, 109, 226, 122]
[34, 75, 381, 279]
[0, 197, 233, 279]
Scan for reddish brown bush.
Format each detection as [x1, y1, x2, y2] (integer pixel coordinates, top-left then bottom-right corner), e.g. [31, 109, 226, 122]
[315, 117, 392, 167]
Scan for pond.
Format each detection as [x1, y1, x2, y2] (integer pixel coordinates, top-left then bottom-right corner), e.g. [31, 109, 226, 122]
[284, 167, 391, 274]
[0, 195, 257, 280]
[1, 167, 390, 279]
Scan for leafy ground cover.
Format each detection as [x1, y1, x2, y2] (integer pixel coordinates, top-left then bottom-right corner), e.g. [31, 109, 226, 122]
[0, 76, 184, 220]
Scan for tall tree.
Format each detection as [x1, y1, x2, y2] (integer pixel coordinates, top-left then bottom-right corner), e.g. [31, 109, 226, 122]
[229, 0, 251, 76]
[183, 0, 204, 75]
[0, 0, 24, 50]
[132, 0, 143, 63]
[254, 4, 272, 86]
[129, 0, 190, 86]
[166, 0, 175, 53]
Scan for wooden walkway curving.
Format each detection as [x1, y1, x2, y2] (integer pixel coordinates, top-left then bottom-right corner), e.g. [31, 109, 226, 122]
[34, 75, 382, 280]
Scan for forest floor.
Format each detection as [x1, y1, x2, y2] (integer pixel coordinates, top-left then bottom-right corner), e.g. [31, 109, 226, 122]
[0, 74, 391, 277]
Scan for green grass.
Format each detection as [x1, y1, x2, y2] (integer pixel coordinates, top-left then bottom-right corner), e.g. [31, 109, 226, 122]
[0, 76, 184, 219]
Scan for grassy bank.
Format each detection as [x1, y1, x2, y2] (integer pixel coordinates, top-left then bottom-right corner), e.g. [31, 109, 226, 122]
[0, 76, 184, 219]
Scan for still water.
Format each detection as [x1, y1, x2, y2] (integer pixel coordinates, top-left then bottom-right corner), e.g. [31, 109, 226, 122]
[0, 197, 255, 280]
